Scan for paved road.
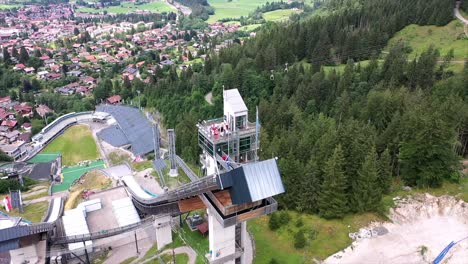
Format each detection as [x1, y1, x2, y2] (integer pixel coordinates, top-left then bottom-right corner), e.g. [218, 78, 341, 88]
[140, 246, 197, 264]
[455, 3, 468, 24]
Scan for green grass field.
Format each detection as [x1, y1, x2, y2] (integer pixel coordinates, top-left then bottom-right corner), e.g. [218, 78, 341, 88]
[386, 20, 468, 60]
[41, 125, 100, 166]
[207, 0, 270, 23]
[263, 9, 299, 22]
[77, 1, 175, 14]
[239, 24, 262, 32]
[0, 4, 22, 10]
[0, 201, 49, 223]
[249, 211, 382, 263]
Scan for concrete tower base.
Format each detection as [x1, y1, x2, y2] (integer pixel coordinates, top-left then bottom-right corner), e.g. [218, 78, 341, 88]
[154, 215, 172, 250]
[169, 168, 179, 177]
[207, 208, 236, 264]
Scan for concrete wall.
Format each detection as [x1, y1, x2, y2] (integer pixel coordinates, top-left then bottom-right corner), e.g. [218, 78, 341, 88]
[208, 208, 235, 264]
[154, 215, 172, 250]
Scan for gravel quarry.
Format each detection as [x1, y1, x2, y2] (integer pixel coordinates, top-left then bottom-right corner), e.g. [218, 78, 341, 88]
[325, 194, 468, 264]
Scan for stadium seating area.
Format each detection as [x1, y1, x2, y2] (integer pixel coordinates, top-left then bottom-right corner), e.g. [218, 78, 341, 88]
[96, 105, 154, 156]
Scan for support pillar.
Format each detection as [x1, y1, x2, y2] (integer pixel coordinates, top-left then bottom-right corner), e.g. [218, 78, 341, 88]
[154, 215, 172, 250]
[240, 222, 248, 264]
[208, 208, 235, 264]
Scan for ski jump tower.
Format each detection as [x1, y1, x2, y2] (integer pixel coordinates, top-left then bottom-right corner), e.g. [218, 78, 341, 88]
[197, 89, 280, 264]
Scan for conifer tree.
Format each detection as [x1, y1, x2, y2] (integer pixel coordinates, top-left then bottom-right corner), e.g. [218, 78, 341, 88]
[352, 147, 382, 213]
[318, 144, 348, 219]
[378, 148, 393, 194]
[2, 47, 10, 64]
[19, 46, 29, 64]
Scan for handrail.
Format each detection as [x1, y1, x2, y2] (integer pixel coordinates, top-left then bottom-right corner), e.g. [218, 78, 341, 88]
[51, 216, 155, 244]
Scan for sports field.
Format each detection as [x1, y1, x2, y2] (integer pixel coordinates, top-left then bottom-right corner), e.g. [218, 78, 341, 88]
[77, 1, 175, 14]
[207, 0, 270, 23]
[52, 160, 106, 193]
[41, 125, 100, 166]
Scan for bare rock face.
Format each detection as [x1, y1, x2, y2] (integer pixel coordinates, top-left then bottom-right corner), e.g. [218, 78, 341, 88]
[325, 194, 468, 264]
[390, 194, 468, 225]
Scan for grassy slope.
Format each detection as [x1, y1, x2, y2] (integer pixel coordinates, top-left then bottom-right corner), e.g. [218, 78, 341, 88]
[42, 125, 99, 166]
[386, 20, 468, 60]
[64, 170, 111, 210]
[1, 201, 49, 222]
[207, 0, 270, 23]
[250, 178, 468, 263]
[263, 9, 298, 22]
[77, 1, 175, 14]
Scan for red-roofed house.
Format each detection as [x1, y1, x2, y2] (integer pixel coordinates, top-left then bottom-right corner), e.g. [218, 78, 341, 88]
[1, 119, 17, 130]
[14, 103, 33, 117]
[106, 95, 121, 105]
[36, 104, 53, 118]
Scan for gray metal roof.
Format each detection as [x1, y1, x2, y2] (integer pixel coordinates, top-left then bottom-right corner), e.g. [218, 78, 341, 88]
[223, 158, 285, 204]
[96, 105, 154, 156]
[97, 125, 130, 147]
[242, 159, 284, 202]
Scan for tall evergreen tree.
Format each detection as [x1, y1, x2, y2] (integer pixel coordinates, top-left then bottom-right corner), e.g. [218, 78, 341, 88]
[318, 144, 348, 219]
[378, 148, 393, 194]
[19, 46, 30, 64]
[400, 105, 459, 187]
[352, 147, 382, 212]
[2, 47, 10, 64]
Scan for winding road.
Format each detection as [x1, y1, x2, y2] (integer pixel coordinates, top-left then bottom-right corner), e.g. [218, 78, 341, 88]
[455, 1, 468, 24]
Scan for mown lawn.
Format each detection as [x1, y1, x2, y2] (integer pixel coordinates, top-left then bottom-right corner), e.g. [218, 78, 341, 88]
[41, 125, 100, 166]
[207, 0, 270, 23]
[77, 1, 175, 14]
[386, 20, 468, 60]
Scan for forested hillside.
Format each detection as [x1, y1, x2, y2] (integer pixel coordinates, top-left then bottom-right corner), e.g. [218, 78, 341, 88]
[143, 0, 467, 218]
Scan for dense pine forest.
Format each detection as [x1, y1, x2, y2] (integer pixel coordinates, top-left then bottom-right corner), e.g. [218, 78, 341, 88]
[139, 0, 467, 218]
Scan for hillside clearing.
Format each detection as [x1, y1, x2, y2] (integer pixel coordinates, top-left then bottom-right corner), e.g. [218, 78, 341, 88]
[386, 20, 468, 60]
[207, 0, 270, 23]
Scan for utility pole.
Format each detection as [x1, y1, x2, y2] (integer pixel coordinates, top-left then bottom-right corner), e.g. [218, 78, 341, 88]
[134, 231, 139, 254]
